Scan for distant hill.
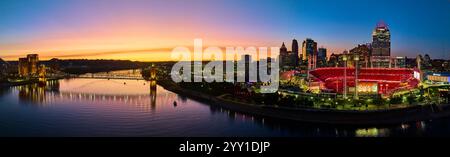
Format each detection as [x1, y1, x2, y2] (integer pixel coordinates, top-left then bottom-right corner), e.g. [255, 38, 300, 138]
[0, 58, 7, 75]
[0, 58, 8, 66]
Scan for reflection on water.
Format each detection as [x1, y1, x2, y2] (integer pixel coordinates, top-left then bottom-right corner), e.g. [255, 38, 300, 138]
[0, 77, 449, 137]
[355, 128, 390, 137]
[150, 80, 156, 110]
[13, 79, 169, 112]
[17, 80, 59, 105]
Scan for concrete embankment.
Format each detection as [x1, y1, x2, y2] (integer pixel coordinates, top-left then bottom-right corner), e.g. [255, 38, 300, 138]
[157, 80, 450, 125]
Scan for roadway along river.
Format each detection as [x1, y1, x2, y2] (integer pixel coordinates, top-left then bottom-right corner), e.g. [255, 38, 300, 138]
[1, 77, 450, 137]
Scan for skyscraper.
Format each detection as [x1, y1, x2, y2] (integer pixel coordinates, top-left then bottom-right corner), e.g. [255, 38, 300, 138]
[279, 42, 289, 67]
[302, 38, 318, 71]
[371, 21, 391, 68]
[292, 39, 299, 66]
[317, 48, 327, 67]
[302, 38, 318, 62]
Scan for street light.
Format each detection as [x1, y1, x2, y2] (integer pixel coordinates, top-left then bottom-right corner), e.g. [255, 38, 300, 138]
[343, 55, 348, 99]
[354, 55, 359, 100]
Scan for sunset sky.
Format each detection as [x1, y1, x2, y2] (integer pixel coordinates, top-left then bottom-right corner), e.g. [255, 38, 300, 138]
[0, 0, 449, 61]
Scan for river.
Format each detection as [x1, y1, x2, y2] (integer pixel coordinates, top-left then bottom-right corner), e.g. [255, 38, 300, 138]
[1, 74, 450, 137]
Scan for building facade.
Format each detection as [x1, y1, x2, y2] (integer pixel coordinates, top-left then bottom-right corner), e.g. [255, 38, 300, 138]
[279, 42, 289, 68]
[18, 54, 39, 77]
[371, 21, 391, 68]
[18, 58, 29, 76]
[292, 39, 299, 66]
[302, 38, 318, 73]
[27, 54, 39, 74]
[328, 53, 341, 67]
[302, 38, 317, 62]
[349, 44, 371, 68]
[392, 56, 407, 68]
[317, 48, 327, 67]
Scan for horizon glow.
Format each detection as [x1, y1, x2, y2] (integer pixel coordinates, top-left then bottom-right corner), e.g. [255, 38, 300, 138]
[1, 0, 449, 61]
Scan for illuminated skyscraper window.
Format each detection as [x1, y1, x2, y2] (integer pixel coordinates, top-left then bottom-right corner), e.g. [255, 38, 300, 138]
[371, 21, 391, 68]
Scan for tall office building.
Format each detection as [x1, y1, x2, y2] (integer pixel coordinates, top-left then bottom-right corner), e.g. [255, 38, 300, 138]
[317, 48, 327, 67]
[371, 21, 391, 68]
[279, 42, 289, 67]
[302, 38, 318, 62]
[302, 38, 318, 71]
[291, 39, 299, 66]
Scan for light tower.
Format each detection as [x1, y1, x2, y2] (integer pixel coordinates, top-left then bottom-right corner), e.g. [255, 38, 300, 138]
[343, 55, 348, 99]
[354, 55, 359, 99]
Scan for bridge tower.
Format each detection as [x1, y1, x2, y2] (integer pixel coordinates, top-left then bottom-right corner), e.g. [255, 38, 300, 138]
[150, 64, 157, 80]
[149, 64, 157, 110]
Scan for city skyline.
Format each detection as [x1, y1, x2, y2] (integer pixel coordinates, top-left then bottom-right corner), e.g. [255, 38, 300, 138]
[2, 0, 450, 152]
[1, 0, 450, 61]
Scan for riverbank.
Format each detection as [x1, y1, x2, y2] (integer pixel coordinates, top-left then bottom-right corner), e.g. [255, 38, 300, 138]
[0, 77, 63, 87]
[157, 80, 450, 125]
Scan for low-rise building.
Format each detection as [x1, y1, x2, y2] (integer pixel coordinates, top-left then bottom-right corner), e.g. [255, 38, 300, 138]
[427, 73, 450, 83]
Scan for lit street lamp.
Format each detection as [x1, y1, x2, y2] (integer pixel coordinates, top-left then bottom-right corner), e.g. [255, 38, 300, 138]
[343, 55, 348, 99]
[354, 55, 359, 100]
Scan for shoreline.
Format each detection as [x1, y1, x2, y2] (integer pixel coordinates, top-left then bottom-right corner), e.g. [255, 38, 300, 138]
[0, 77, 63, 87]
[157, 80, 450, 126]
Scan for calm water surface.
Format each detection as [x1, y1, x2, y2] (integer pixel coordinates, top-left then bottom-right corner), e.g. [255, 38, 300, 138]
[1, 77, 450, 137]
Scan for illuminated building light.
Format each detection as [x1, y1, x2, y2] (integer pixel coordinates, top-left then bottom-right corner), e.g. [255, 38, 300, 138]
[427, 74, 450, 83]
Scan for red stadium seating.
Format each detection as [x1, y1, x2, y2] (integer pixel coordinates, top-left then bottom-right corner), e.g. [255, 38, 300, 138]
[309, 68, 418, 94]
